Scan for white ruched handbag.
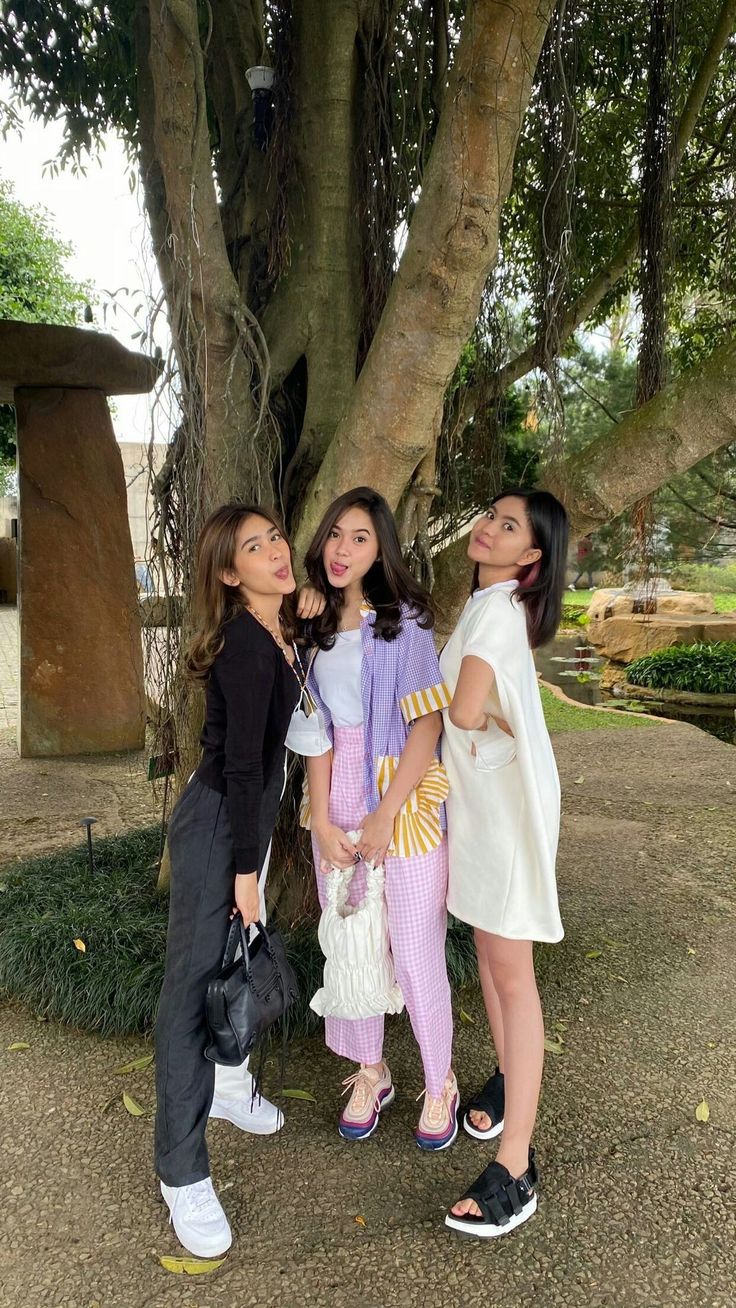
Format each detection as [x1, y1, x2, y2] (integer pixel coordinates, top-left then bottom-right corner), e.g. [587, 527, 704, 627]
[309, 831, 404, 1020]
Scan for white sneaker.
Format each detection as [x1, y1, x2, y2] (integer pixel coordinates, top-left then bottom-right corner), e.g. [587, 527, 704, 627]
[160, 1177, 232, 1258]
[209, 1087, 284, 1135]
[209, 1063, 284, 1135]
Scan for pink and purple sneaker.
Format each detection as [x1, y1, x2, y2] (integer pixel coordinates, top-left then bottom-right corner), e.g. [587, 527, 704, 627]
[415, 1071, 459, 1151]
[338, 1062, 395, 1140]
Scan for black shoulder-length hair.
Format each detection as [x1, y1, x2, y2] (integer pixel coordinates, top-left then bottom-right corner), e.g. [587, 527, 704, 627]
[304, 486, 434, 647]
[470, 488, 569, 649]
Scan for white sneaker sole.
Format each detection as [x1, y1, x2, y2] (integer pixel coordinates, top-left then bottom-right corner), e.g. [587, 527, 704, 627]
[462, 1112, 504, 1141]
[445, 1192, 537, 1239]
[209, 1100, 284, 1135]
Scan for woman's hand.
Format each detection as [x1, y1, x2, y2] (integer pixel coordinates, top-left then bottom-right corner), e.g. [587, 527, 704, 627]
[231, 872, 260, 925]
[314, 822, 358, 872]
[297, 586, 327, 620]
[357, 806, 394, 865]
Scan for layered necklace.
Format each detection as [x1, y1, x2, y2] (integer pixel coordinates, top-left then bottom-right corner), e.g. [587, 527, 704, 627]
[245, 603, 308, 687]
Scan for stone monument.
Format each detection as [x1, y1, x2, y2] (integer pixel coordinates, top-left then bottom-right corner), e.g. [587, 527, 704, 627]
[0, 320, 160, 757]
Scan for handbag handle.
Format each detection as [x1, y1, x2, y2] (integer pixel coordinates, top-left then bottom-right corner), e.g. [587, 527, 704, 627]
[328, 829, 384, 875]
[221, 916, 278, 974]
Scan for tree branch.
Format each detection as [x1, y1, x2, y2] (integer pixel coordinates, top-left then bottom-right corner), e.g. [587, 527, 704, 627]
[489, 0, 736, 396]
[668, 485, 736, 530]
[295, 0, 556, 554]
[432, 335, 736, 636]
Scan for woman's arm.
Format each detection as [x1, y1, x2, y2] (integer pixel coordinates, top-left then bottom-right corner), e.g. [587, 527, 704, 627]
[448, 655, 513, 737]
[307, 752, 357, 870]
[358, 711, 442, 863]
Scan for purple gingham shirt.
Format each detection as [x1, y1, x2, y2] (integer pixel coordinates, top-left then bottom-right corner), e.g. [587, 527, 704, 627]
[307, 602, 451, 821]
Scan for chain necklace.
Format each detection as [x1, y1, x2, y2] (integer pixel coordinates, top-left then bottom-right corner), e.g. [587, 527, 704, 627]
[245, 603, 308, 688]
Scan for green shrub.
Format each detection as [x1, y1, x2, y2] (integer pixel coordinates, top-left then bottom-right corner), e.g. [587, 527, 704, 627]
[560, 603, 591, 628]
[0, 828, 477, 1037]
[626, 641, 736, 695]
[669, 562, 736, 595]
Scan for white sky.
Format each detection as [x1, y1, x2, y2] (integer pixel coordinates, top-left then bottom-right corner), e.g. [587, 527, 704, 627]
[1, 89, 169, 444]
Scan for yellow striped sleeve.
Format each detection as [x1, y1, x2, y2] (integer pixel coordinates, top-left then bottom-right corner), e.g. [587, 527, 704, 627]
[399, 681, 452, 725]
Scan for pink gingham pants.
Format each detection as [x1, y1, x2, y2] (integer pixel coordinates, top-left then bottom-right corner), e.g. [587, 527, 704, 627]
[312, 725, 453, 1097]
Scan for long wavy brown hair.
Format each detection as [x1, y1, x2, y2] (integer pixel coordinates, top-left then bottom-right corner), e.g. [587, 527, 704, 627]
[185, 503, 297, 684]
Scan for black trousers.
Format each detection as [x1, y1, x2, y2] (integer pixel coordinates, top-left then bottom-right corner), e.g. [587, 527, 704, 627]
[154, 768, 282, 1186]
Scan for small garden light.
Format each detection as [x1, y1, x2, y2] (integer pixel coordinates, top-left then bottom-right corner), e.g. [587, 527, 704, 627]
[245, 64, 275, 152]
[79, 816, 98, 875]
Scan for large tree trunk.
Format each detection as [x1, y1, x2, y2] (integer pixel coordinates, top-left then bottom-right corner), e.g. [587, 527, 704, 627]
[433, 335, 736, 637]
[294, 0, 555, 553]
[138, 0, 270, 508]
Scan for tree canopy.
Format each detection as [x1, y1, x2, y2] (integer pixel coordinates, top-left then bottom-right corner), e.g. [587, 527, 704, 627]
[0, 175, 91, 472]
[2, 1, 735, 865]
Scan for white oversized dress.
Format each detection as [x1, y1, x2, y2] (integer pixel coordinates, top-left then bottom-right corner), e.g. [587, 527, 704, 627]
[440, 580, 563, 943]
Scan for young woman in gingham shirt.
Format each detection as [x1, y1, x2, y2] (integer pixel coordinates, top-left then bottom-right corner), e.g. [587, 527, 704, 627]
[298, 487, 458, 1150]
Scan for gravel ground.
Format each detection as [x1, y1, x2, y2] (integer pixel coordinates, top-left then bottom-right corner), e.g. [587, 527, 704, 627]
[0, 720, 734, 1308]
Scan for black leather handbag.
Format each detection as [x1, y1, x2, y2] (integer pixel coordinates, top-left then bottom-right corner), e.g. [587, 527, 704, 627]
[204, 918, 299, 1066]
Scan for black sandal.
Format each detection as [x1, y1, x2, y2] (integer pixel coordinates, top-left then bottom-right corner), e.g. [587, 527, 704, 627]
[444, 1149, 538, 1239]
[462, 1067, 505, 1140]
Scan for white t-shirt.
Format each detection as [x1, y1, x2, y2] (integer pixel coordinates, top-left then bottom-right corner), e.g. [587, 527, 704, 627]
[313, 629, 363, 727]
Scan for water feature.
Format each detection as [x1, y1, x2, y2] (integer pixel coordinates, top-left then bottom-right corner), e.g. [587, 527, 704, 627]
[536, 631, 736, 746]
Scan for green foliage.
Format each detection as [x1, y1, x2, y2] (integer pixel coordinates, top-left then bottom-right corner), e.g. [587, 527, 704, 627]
[0, 827, 165, 1036]
[669, 562, 736, 595]
[560, 602, 591, 628]
[0, 178, 90, 324]
[626, 642, 736, 695]
[0, 178, 92, 465]
[0, 826, 478, 1037]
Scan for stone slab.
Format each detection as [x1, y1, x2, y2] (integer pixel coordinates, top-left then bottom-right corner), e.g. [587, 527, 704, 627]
[0, 321, 160, 403]
[16, 387, 146, 756]
[587, 611, 736, 664]
[587, 587, 715, 621]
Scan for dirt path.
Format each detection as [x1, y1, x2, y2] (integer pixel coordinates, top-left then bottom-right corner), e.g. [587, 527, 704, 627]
[0, 720, 734, 1307]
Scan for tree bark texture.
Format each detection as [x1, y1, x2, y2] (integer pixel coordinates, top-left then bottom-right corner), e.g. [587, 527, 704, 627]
[294, 0, 556, 554]
[138, 0, 267, 509]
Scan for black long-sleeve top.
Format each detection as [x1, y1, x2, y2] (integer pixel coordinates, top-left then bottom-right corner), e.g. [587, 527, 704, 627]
[195, 610, 300, 873]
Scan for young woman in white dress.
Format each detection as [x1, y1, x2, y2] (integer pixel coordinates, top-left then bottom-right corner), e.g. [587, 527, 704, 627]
[440, 488, 569, 1239]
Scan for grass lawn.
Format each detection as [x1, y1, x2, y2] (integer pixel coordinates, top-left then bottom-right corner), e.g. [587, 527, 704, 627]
[540, 685, 655, 733]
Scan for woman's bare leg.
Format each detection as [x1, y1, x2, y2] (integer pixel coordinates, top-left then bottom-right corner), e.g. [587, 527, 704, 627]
[467, 927, 506, 1130]
[452, 933, 543, 1216]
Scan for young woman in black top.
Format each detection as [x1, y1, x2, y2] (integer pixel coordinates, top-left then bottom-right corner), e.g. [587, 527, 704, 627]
[154, 503, 302, 1259]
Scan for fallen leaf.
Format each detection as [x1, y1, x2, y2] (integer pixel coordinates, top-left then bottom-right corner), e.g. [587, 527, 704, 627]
[459, 1008, 476, 1025]
[122, 1092, 147, 1117]
[158, 1255, 226, 1275]
[544, 1037, 564, 1055]
[585, 949, 603, 959]
[114, 1053, 154, 1075]
[354, 1215, 367, 1227]
[602, 938, 620, 948]
[695, 1100, 710, 1123]
[707, 1041, 717, 1049]
[281, 1088, 317, 1102]
[554, 1020, 568, 1030]
[72, 938, 87, 953]
[6, 1041, 30, 1052]
[573, 776, 585, 785]
[687, 947, 697, 956]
